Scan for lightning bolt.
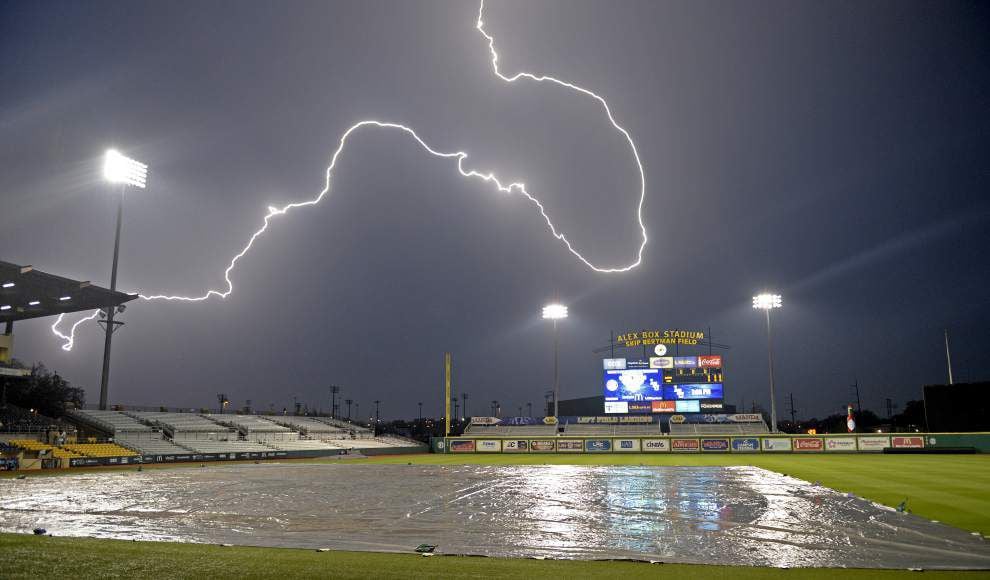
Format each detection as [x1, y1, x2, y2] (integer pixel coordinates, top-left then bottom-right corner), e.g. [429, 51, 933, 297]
[51, 0, 648, 349]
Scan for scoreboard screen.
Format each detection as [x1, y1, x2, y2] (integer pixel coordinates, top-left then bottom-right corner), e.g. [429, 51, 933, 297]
[603, 356, 725, 413]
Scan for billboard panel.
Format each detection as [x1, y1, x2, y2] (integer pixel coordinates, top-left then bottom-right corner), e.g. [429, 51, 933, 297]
[793, 438, 824, 452]
[650, 357, 674, 369]
[502, 440, 529, 452]
[671, 438, 700, 452]
[675, 400, 701, 413]
[476, 439, 501, 453]
[652, 400, 675, 413]
[530, 439, 556, 452]
[613, 438, 641, 452]
[627, 401, 652, 414]
[585, 439, 612, 452]
[604, 401, 629, 414]
[673, 356, 698, 368]
[642, 439, 670, 452]
[762, 437, 792, 452]
[891, 436, 924, 449]
[664, 384, 724, 400]
[698, 355, 723, 368]
[857, 436, 890, 451]
[603, 368, 664, 401]
[824, 437, 856, 452]
[701, 438, 730, 452]
[731, 437, 760, 452]
[603, 358, 626, 370]
[557, 439, 584, 452]
[449, 440, 476, 453]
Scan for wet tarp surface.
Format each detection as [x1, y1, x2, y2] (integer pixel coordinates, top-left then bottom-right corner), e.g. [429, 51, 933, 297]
[1, 463, 988, 569]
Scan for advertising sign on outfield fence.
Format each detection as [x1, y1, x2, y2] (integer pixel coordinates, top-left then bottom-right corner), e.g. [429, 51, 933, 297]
[762, 437, 792, 451]
[449, 440, 476, 453]
[502, 440, 529, 452]
[731, 438, 760, 452]
[824, 437, 857, 452]
[476, 439, 501, 452]
[642, 439, 670, 452]
[701, 438, 730, 452]
[671, 438, 700, 452]
[530, 440, 556, 452]
[613, 439, 641, 452]
[857, 436, 890, 451]
[793, 438, 824, 452]
[891, 436, 924, 449]
[557, 439, 584, 452]
[585, 439, 612, 452]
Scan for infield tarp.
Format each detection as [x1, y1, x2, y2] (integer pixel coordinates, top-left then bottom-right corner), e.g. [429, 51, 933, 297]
[1, 464, 988, 569]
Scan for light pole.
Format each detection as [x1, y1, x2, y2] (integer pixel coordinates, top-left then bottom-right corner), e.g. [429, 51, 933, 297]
[418, 401, 423, 420]
[542, 303, 568, 417]
[752, 293, 782, 432]
[99, 149, 148, 410]
[345, 398, 353, 420]
[329, 385, 340, 418]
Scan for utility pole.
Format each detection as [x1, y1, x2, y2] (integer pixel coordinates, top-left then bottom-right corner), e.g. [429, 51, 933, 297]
[518, 405, 523, 416]
[374, 400, 381, 426]
[345, 398, 353, 420]
[355, 402, 360, 423]
[852, 379, 862, 413]
[944, 329, 954, 385]
[329, 385, 340, 418]
[462, 392, 468, 420]
[787, 392, 796, 425]
[217, 393, 227, 414]
[452, 397, 459, 423]
[885, 397, 893, 419]
[527, 402, 532, 417]
[418, 401, 423, 420]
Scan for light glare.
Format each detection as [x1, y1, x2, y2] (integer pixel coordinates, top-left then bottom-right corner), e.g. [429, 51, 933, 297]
[542, 303, 568, 319]
[103, 149, 148, 188]
[752, 293, 782, 310]
[1, 282, 14, 288]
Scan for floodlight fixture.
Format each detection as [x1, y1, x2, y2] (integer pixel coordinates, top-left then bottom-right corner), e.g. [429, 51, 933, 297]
[752, 293, 782, 310]
[542, 303, 568, 320]
[103, 149, 148, 189]
[1, 282, 14, 288]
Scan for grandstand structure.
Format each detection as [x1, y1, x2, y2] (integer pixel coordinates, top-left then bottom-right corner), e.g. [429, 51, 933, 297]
[669, 422, 770, 436]
[461, 416, 769, 438]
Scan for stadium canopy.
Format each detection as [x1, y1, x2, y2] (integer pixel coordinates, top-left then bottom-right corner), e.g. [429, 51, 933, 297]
[0, 260, 138, 324]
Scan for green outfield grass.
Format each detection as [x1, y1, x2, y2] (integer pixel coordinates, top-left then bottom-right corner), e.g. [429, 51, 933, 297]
[1, 533, 987, 580]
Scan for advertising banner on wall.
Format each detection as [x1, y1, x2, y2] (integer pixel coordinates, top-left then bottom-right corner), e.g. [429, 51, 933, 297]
[671, 438, 700, 452]
[470, 417, 500, 425]
[697, 355, 723, 368]
[673, 356, 698, 368]
[652, 400, 676, 413]
[891, 436, 924, 449]
[728, 414, 764, 423]
[476, 439, 501, 452]
[824, 437, 857, 452]
[701, 438, 730, 452]
[502, 440, 529, 452]
[573, 415, 656, 424]
[585, 439, 612, 452]
[613, 439, 641, 452]
[642, 439, 671, 452]
[675, 401, 701, 413]
[603, 358, 627, 370]
[664, 384, 724, 400]
[557, 439, 584, 452]
[627, 401, 653, 414]
[530, 440, 556, 452]
[793, 438, 824, 452]
[762, 437, 793, 451]
[650, 357, 674, 368]
[449, 440, 476, 453]
[731, 438, 760, 452]
[857, 436, 890, 451]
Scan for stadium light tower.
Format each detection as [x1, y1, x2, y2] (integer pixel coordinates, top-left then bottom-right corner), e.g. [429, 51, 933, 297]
[542, 303, 568, 418]
[752, 293, 782, 432]
[98, 149, 148, 411]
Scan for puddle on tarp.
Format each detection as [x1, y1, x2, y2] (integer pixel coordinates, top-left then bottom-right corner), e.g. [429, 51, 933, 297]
[1, 464, 988, 569]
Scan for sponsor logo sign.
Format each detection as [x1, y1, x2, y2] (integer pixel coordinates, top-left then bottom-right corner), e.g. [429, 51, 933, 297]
[557, 439, 584, 452]
[652, 400, 676, 413]
[728, 414, 764, 423]
[731, 438, 760, 452]
[762, 437, 792, 451]
[476, 439, 501, 452]
[793, 437, 824, 452]
[673, 356, 698, 368]
[675, 400, 700, 413]
[502, 439, 529, 452]
[449, 440, 476, 453]
[669, 414, 686, 424]
[603, 358, 626, 370]
[699, 401, 724, 410]
[891, 436, 924, 449]
[642, 439, 670, 452]
[585, 439, 612, 452]
[604, 401, 629, 414]
[857, 436, 890, 451]
[530, 440, 556, 452]
[613, 439, 641, 452]
[654, 344, 668, 356]
[698, 355, 723, 368]
[650, 356, 674, 369]
[824, 437, 857, 451]
[671, 438, 700, 452]
[615, 329, 705, 348]
[627, 401, 652, 414]
[543, 416, 559, 425]
[575, 415, 654, 424]
[470, 417, 501, 425]
[701, 438, 730, 451]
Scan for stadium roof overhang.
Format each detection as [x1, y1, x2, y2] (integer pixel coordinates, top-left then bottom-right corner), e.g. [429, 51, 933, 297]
[0, 260, 138, 324]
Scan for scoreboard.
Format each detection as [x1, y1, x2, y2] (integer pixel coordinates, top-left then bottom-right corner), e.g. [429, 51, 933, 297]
[602, 355, 724, 414]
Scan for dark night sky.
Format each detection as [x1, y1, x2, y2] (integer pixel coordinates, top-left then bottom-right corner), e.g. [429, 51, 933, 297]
[1, 0, 988, 420]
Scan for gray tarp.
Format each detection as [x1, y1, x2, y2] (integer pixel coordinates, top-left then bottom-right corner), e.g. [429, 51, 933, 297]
[1, 463, 988, 569]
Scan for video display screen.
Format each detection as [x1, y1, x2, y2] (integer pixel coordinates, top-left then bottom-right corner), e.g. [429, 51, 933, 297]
[664, 383, 723, 400]
[603, 369, 664, 401]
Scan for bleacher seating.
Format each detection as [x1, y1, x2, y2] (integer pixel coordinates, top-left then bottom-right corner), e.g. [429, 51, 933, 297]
[206, 415, 297, 442]
[668, 422, 769, 435]
[114, 434, 190, 455]
[314, 417, 373, 436]
[128, 412, 236, 440]
[69, 409, 191, 455]
[179, 440, 274, 454]
[68, 409, 152, 434]
[62, 442, 139, 457]
[7, 438, 82, 460]
[264, 439, 343, 451]
[463, 424, 558, 436]
[270, 416, 352, 436]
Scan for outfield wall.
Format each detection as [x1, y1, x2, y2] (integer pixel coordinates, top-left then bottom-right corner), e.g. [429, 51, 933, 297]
[433, 433, 990, 454]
